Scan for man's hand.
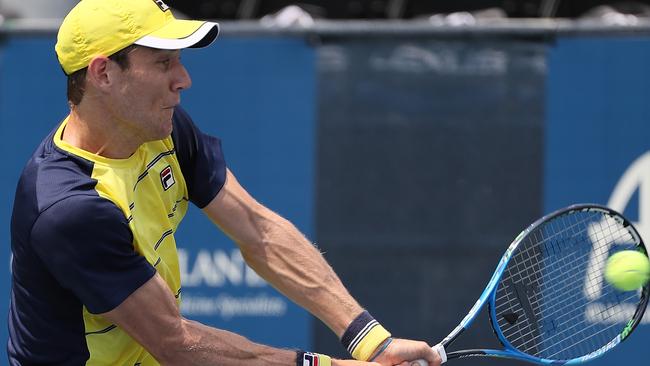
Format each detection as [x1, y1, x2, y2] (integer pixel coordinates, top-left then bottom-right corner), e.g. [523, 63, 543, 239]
[372, 338, 441, 366]
[332, 360, 382, 366]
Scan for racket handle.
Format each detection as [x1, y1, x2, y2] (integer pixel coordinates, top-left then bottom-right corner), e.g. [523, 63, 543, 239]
[412, 344, 447, 365]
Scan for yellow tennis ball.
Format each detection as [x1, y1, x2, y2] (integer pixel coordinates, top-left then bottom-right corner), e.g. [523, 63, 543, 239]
[605, 250, 650, 291]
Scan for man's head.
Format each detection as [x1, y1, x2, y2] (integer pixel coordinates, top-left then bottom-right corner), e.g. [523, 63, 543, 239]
[56, 0, 219, 143]
[56, 0, 219, 75]
[56, 0, 219, 105]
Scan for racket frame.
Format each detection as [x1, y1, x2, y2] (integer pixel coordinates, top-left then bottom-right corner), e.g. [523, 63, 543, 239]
[440, 203, 649, 365]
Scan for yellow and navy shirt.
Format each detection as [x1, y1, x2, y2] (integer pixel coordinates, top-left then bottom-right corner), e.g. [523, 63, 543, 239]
[8, 106, 226, 365]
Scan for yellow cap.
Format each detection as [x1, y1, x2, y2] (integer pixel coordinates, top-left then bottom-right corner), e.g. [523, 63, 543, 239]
[55, 0, 219, 75]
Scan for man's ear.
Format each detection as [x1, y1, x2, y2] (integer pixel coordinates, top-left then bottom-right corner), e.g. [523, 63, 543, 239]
[86, 56, 113, 90]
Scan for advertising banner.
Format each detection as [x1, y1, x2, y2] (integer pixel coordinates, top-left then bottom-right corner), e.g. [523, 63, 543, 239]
[545, 37, 650, 365]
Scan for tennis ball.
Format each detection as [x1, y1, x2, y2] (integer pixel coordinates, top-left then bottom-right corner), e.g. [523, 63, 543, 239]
[605, 250, 650, 291]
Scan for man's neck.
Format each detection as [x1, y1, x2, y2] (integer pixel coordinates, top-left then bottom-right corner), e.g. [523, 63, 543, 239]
[64, 104, 143, 159]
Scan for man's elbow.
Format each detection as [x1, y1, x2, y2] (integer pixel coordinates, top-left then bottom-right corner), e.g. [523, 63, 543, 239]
[150, 319, 198, 365]
[239, 207, 279, 252]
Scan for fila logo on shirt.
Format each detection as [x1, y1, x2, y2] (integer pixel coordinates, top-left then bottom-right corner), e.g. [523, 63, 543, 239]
[153, 0, 170, 12]
[160, 165, 175, 191]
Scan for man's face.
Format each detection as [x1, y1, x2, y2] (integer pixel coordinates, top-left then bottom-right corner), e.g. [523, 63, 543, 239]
[109, 46, 191, 142]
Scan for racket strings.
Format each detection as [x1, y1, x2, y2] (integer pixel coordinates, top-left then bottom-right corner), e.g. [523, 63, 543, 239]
[510, 215, 633, 356]
[493, 210, 642, 360]
[546, 318, 631, 359]
[497, 217, 621, 324]
[504, 253, 623, 329]
[508, 216, 634, 357]
[500, 222, 631, 321]
[503, 288, 637, 357]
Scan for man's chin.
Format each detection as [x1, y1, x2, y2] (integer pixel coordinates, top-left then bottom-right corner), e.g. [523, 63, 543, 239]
[161, 118, 174, 138]
[145, 122, 173, 143]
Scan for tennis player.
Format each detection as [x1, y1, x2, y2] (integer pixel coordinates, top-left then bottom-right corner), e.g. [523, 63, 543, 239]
[7, 1, 440, 365]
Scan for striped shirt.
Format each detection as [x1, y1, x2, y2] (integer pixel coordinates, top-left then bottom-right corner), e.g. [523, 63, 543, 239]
[8, 106, 226, 365]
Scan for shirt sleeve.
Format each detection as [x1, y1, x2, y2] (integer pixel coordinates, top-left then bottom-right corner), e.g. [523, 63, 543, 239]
[171, 105, 227, 208]
[30, 195, 156, 314]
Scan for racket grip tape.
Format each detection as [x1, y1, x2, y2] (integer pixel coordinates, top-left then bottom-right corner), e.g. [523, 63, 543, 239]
[412, 344, 447, 366]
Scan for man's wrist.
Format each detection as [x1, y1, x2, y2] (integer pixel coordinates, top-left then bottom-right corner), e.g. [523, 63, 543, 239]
[296, 350, 332, 366]
[340, 310, 391, 361]
[369, 336, 393, 361]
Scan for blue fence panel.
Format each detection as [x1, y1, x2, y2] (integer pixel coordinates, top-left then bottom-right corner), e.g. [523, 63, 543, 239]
[545, 36, 650, 365]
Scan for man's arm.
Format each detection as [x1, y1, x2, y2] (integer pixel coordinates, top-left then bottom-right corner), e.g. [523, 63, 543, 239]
[202, 169, 362, 336]
[202, 169, 441, 366]
[102, 272, 380, 366]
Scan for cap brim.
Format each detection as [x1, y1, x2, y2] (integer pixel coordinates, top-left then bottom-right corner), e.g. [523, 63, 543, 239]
[134, 20, 219, 50]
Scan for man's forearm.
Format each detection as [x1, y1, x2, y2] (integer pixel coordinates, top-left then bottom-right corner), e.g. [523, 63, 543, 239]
[201, 170, 365, 339]
[158, 319, 295, 366]
[239, 207, 363, 337]
[163, 319, 378, 366]
[200, 171, 420, 365]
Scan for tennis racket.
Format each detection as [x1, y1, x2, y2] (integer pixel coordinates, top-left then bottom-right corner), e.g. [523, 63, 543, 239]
[415, 203, 649, 365]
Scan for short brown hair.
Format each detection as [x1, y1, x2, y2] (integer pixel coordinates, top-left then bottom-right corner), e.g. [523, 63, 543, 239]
[67, 44, 139, 106]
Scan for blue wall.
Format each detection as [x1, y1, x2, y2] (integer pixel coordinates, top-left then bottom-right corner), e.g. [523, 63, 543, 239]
[545, 37, 650, 365]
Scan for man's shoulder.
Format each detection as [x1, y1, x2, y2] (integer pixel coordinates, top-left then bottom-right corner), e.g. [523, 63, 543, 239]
[33, 193, 125, 237]
[13, 128, 105, 227]
[21, 145, 95, 205]
[12, 142, 124, 254]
